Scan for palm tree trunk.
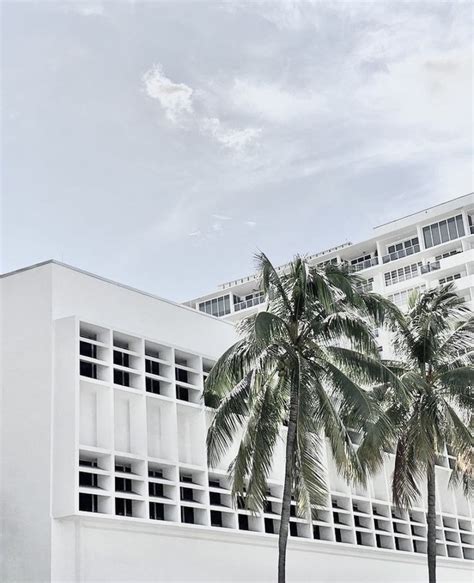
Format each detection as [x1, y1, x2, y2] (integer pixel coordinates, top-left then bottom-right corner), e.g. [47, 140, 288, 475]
[426, 463, 437, 583]
[278, 387, 299, 583]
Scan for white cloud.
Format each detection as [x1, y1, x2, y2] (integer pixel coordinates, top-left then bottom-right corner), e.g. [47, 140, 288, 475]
[200, 117, 261, 152]
[143, 65, 194, 123]
[212, 214, 231, 220]
[245, 220, 257, 227]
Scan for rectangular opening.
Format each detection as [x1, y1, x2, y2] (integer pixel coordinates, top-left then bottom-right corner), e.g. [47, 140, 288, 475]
[79, 493, 98, 512]
[149, 502, 165, 521]
[79, 472, 98, 488]
[115, 498, 133, 517]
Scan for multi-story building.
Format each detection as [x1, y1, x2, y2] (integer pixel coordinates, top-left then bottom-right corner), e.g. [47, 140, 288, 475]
[0, 193, 472, 582]
[187, 193, 474, 324]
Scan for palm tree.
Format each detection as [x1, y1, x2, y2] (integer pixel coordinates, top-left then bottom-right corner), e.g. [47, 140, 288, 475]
[358, 284, 473, 583]
[204, 253, 402, 583]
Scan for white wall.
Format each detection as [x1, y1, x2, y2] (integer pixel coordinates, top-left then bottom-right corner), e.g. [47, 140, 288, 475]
[0, 264, 54, 582]
[51, 516, 472, 583]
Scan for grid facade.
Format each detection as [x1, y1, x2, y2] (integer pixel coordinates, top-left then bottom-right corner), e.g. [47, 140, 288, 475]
[75, 321, 473, 563]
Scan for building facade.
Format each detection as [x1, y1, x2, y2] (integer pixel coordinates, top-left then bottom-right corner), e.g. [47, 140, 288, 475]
[187, 193, 474, 325]
[0, 193, 473, 582]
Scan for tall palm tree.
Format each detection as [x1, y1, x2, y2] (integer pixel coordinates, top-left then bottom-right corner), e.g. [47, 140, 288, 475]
[204, 253, 402, 583]
[358, 284, 473, 583]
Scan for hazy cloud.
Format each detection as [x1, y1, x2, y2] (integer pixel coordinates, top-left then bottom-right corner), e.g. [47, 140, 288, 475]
[143, 65, 194, 123]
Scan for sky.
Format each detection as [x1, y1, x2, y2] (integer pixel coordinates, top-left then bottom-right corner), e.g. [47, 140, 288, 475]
[1, 1, 473, 302]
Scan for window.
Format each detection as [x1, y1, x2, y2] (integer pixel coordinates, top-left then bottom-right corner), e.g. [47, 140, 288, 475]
[80, 341, 97, 359]
[181, 506, 194, 524]
[149, 469, 163, 479]
[115, 463, 132, 473]
[149, 502, 164, 521]
[149, 482, 164, 498]
[384, 263, 420, 286]
[350, 253, 372, 265]
[115, 477, 132, 492]
[313, 526, 321, 539]
[388, 285, 425, 307]
[264, 518, 274, 534]
[435, 248, 461, 260]
[113, 350, 129, 367]
[211, 510, 223, 527]
[80, 361, 97, 379]
[113, 369, 130, 386]
[175, 368, 188, 383]
[198, 294, 231, 317]
[289, 522, 298, 536]
[79, 472, 98, 488]
[209, 491, 221, 506]
[356, 278, 373, 292]
[423, 215, 465, 249]
[80, 458, 98, 468]
[387, 237, 419, 255]
[146, 359, 160, 376]
[439, 273, 462, 284]
[238, 514, 249, 530]
[180, 487, 195, 502]
[176, 386, 189, 401]
[146, 377, 161, 394]
[79, 493, 97, 512]
[115, 498, 132, 517]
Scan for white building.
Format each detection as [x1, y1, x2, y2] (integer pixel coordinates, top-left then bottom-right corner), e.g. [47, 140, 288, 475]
[0, 193, 473, 582]
[187, 193, 474, 323]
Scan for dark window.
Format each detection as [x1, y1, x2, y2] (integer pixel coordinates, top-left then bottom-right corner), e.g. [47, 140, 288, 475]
[79, 493, 97, 512]
[211, 510, 223, 527]
[116, 498, 132, 517]
[181, 506, 194, 524]
[149, 502, 164, 520]
[376, 534, 382, 548]
[313, 526, 320, 539]
[237, 496, 245, 510]
[395, 538, 401, 551]
[176, 386, 189, 401]
[335, 529, 342, 543]
[209, 479, 221, 488]
[115, 477, 132, 492]
[264, 518, 274, 534]
[149, 482, 164, 498]
[264, 500, 273, 513]
[175, 368, 189, 383]
[114, 369, 130, 386]
[80, 361, 97, 379]
[209, 491, 221, 506]
[238, 514, 249, 530]
[146, 377, 161, 394]
[180, 474, 193, 483]
[356, 531, 362, 545]
[80, 341, 97, 359]
[290, 505, 296, 518]
[113, 350, 130, 367]
[333, 512, 341, 524]
[289, 522, 298, 536]
[79, 472, 98, 487]
[115, 464, 132, 473]
[79, 458, 98, 468]
[180, 487, 195, 502]
[146, 359, 161, 376]
[149, 469, 163, 478]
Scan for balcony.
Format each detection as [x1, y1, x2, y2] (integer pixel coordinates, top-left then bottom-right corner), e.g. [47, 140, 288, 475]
[382, 244, 420, 264]
[348, 257, 379, 272]
[420, 261, 440, 274]
[234, 294, 265, 312]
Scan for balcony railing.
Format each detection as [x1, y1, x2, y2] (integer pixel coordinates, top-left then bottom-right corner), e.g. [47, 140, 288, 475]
[420, 261, 440, 274]
[234, 294, 265, 312]
[382, 244, 420, 264]
[348, 257, 379, 272]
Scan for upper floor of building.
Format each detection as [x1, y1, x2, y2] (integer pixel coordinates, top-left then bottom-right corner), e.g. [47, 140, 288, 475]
[185, 193, 474, 321]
